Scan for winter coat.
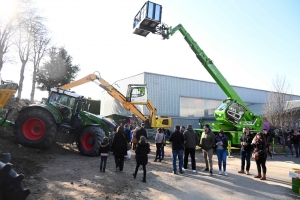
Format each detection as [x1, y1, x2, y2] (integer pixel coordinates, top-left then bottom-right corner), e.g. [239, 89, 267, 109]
[252, 137, 267, 158]
[99, 140, 110, 156]
[155, 132, 164, 143]
[131, 130, 138, 144]
[124, 128, 130, 142]
[292, 134, 300, 145]
[183, 128, 199, 148]
[240, 133, 254, 151]
[135, 141, 150, 165]
[286, 138, 293, 147]
[215, 135, 228, 150]
[111, 131, 128, 157]
[200, 129, 215, 151]
[136, 127, 147, 141]
[169, 130, 184, 150]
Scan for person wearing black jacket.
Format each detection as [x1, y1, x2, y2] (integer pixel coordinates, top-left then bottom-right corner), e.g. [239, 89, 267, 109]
[169, 125, 184, 174]
[98, 137, 110, 172]
[263, 129, 273, 159]
[133, 136, 150, 183]
[111, 126, 128, 172]
[292, 130, 300, 157]
[238, 127, 253, 175]
[252, 132, 267, 180]
[136, 123, 147, 142]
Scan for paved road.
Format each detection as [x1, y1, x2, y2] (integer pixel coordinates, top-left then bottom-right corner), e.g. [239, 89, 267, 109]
[148, 151, 300, 200]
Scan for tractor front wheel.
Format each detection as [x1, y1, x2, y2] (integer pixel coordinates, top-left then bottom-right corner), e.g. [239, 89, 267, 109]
[78, 126, 104, 156]
[14, 108, 57, 149]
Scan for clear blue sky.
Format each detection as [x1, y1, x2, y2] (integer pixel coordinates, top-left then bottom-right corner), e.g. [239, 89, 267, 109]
[2, 0, 300, 100]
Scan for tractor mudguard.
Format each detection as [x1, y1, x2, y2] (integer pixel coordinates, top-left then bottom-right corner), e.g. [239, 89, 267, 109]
[19, 105, 62, 124]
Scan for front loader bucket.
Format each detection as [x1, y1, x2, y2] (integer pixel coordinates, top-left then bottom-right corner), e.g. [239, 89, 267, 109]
[0, 83, 18, 109]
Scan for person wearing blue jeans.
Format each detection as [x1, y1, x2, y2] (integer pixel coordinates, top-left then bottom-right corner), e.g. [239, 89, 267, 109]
[215, 130, 228, 176]
[169, 125, 184, 174]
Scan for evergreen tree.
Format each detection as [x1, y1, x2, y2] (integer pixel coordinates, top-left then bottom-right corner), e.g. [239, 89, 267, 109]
[36, 46, 80, 92]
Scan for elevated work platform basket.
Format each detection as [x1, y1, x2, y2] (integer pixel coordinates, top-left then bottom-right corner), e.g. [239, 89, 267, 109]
[133, 1, 162, 37]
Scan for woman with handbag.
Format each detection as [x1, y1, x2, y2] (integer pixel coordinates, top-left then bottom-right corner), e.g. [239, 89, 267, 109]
[111, 126, 128, 172]
[154, 128, 164, 162]
[251, 132, 267, 180]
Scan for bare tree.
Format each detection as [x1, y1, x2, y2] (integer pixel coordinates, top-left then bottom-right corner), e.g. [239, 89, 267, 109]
[263, 75, 298, 130]
[30, 31, 51, 102]
[0, 0, 23, 74]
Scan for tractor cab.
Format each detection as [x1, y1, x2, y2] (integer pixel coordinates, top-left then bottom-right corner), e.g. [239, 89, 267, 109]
[48, 88, 86, 123]
[126, 84, 148, 103]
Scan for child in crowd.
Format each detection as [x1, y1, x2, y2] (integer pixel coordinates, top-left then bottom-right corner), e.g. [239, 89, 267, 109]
[285, 136, 293, 157]
[99, 137, 110, 172]
[133, 136, 150, 182]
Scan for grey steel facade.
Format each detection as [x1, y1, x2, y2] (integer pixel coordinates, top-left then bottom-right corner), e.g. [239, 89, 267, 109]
[100, 72, 300, 128]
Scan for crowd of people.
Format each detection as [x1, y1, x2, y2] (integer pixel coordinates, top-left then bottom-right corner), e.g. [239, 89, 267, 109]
[98, 122, 300, 183]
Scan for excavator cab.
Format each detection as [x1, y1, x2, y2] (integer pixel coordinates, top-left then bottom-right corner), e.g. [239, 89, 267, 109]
[126, 84, 148, 103]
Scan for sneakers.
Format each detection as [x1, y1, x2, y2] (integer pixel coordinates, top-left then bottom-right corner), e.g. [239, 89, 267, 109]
[192, 170, 197, 173]
[224, 171, 228, 176]
[203, 168, 209, 172]
[179, 171, 184, 174]
[115, 167, 120, 172]
[182, 168, 187, 171]
[219, 170, 222, 175]
[209, 170, 213, 176]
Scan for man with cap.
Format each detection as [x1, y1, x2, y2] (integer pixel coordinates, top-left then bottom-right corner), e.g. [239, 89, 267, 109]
[182, 124, 199, 173]
[136, 123, 147, 142]
[238, 127, 253, 175]
[199, 124, 215, 176]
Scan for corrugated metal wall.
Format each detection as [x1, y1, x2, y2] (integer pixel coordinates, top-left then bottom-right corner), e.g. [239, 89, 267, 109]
[100, 73, 145, 116]
[101, 72, 300, 120]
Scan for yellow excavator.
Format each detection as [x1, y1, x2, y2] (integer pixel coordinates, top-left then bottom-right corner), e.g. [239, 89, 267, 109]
[60, 72, 172, 128]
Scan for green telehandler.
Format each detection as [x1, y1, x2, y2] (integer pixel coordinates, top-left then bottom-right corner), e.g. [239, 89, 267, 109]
[133, 1, 263, 145]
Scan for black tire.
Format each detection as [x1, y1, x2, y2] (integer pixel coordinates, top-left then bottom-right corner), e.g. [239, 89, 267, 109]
[14, 108, 57, 149]
[78, 126, 104, 157]
[0, 161, 31, 200]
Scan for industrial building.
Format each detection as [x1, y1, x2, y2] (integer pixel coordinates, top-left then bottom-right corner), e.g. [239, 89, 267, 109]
[100, 72, 300, 129]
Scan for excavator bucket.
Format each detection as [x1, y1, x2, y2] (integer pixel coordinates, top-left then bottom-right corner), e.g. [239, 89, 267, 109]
[133, 1, 162, 37]
[0, 83, 18, 109]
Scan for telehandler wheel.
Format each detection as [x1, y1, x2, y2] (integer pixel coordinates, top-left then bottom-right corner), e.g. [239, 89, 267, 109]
[14, 108, 57, 149]
[78, 126, 104, 157]
[0, 161, 31, 200]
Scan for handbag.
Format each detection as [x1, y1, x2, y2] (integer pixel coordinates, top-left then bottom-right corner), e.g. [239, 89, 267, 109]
[122, 133, 131, 150]
[252, 152, 259, 160]
[162, 136, 166, 146]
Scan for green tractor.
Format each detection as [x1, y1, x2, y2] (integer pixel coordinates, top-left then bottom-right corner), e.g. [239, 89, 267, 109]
[13, 87, 116, 156]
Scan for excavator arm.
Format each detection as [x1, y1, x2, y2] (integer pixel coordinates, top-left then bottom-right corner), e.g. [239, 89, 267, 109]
[60, 73, 147, 122]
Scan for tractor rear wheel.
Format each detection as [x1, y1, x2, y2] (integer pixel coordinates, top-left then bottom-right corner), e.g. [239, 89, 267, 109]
[78, 126, 104, 156]
[14, 108, 57, 149]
